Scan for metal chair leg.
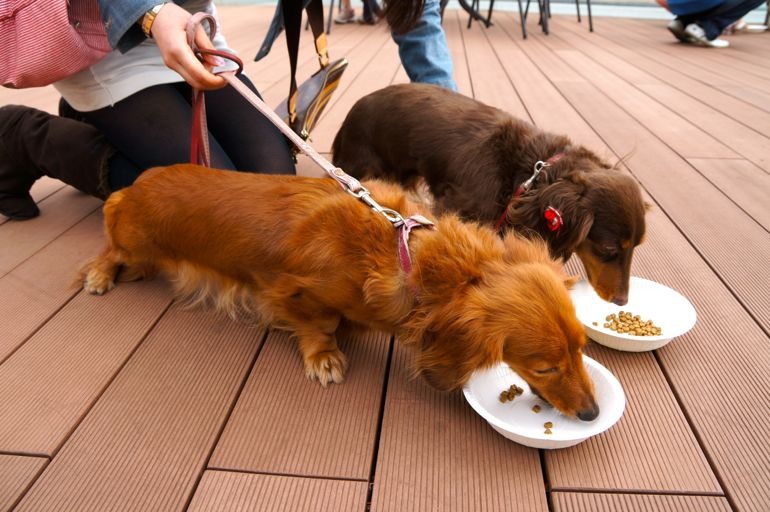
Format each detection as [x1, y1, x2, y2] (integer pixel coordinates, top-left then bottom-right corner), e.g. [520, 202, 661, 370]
[539, 0, 550, 34]
[326, 0, 335, 34]
[518, 0, 529, 38]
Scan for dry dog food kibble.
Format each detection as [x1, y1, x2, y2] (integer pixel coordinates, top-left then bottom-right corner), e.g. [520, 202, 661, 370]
[499, 384, 525, 403]
[601, 311, 662, 336]
[532, 405, 541, 413]
[544, 421, 553, 429]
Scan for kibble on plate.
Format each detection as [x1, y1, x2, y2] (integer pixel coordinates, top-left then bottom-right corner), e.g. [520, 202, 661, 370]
[601, 311, 662, 336]
[498, 383, 525, 403]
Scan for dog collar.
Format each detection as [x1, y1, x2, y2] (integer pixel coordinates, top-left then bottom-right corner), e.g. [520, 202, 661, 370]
[494, 152, 566, 232]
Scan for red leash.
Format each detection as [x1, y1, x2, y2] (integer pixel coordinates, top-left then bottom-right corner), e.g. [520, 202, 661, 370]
[185, 13, 433, 277]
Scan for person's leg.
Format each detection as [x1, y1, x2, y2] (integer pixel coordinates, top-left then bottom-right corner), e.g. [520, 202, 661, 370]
[63, 83, 237, 176]
[694, 0, 766, 37]
[392, 0, 457, 91]
[198, 74, 296, 175]
[70, 77, 294, 179]
[362, 0, 374, 22]
[0, 105, 115, 220]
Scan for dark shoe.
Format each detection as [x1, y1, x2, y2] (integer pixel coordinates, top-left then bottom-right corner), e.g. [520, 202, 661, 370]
[667, 19, 688, 42]
[355, 15, 377, 25]
[0, 104, 115, 220]
[0, 106, 42, 220]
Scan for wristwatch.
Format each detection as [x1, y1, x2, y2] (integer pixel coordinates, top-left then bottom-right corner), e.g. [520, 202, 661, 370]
[141, 3, 167, 38]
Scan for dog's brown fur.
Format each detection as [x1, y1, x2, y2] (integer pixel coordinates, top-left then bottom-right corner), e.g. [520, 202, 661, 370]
[80, 165, 599, 420]
[332, 83, 647, 305]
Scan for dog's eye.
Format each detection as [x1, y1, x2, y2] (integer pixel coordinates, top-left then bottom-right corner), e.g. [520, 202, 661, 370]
[535, 367, 558, 375]
[593, 245, 618, 262]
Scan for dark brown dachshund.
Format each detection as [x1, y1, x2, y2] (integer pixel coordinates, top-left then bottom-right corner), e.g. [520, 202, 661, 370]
[80, 165, 599, 420]
[332, 83, 647, 305]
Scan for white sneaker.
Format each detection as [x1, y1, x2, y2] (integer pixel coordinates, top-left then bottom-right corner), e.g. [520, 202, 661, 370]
[684, 23, 730, 48]
[667, 19, 688, 42]
[334, 8, 355, 24]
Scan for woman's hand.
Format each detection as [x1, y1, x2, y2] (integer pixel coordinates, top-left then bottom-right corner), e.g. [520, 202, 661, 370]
[149, 3, 226, 90]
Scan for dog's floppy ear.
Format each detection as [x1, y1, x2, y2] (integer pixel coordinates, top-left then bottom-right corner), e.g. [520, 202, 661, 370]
[406, 300, 502, 392]
[507, 174, 594, 261]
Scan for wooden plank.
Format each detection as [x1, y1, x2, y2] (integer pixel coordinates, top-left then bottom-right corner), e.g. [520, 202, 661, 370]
[624, 18, 770, 86]
[552, 492, 731, 512]
[0, 210, 105, 361]
[464, 19, 529, 120]
[596, 18, 770, 114]
[0, 86, 60, 113]
[370, 343, 548, 512]
[188, 470, 369, 512]
[687, 158, 770, 229]
[0, 455, 46, 512]
[547, 344, 720, 493]
[550, 17, 770, 172]
[547, 45, 739, 160]
[210, 329, 390, 479]
[0, 188, 100, 277]
[0, 281, 173, 456]
[490, 13, 609, 154]
[15, 306, 265, 512]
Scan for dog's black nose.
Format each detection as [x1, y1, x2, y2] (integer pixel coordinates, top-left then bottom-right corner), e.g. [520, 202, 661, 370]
[610, 295, 628, 306]
[577, 405, 600, 422]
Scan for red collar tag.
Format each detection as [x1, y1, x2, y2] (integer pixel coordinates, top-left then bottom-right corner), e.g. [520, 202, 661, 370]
[544, 206, 563, 232]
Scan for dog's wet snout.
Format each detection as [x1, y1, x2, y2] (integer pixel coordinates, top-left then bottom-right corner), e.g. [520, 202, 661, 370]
[610, 293, 628, 306]
[577, 403, 600, 422]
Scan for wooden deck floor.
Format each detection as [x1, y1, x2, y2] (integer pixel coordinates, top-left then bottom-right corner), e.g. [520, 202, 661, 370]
[1, 5, 769, 512]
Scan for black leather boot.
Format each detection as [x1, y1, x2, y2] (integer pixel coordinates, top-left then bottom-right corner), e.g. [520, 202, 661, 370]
[0, 105, 115, 220]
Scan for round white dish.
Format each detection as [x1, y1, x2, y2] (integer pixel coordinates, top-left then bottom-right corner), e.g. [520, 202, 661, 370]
[570, 277, 697, 352]
[463, 356, 625, 449]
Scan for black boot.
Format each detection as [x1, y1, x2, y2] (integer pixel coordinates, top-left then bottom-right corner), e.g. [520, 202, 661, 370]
[0, 105, 115, 220]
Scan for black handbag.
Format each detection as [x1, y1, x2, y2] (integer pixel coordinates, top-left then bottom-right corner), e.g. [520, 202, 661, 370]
[256, 0, 348, 141]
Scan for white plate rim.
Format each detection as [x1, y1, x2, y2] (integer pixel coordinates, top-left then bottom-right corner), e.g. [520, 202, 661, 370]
[573, 277, 697, 344]
[463, 356, 626, 445]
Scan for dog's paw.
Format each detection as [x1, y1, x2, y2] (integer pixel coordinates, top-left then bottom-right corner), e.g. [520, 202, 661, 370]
[83, 270, 116, 295]
[304, 349, 349, 387]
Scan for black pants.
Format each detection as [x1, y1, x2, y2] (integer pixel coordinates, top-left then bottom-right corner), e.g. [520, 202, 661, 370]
[60, 73, 296, 190]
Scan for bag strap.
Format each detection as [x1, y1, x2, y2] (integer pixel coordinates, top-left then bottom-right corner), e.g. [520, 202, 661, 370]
[282, 0, 330, 125]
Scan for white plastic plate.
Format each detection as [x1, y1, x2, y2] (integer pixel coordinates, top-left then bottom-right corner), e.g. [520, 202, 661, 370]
[463, 356, 625, 449]
[570, 277, 697, 352]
